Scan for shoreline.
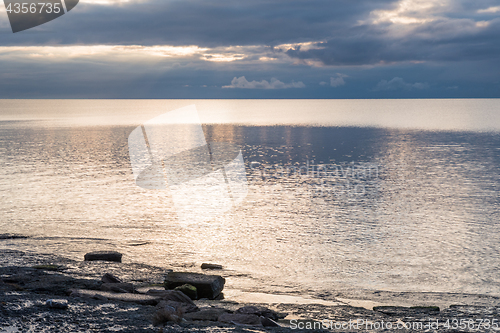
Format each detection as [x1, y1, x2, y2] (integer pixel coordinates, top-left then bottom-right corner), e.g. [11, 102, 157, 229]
[2, 248, 500, 332]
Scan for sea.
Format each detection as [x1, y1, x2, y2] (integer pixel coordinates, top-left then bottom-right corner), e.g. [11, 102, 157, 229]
[1, 99, 500, 304]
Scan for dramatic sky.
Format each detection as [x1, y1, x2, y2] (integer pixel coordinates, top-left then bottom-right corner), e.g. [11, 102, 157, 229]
[0, 0, 499, 98]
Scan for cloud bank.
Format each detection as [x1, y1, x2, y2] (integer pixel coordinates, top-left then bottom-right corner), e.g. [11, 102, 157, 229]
[223, 76, 305, 89]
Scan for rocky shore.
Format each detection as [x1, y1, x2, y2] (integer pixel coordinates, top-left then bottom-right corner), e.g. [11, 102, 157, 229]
[2, 245, 500, 332]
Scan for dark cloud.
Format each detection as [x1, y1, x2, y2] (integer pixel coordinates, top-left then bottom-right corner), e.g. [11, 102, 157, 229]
[284, 18, 500, 66]
[0, 0, 398, 46]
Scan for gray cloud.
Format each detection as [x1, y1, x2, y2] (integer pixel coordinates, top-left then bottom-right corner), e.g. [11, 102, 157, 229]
[374, 77, 429, 91]
[222, 76, 305, 89]
[330, 74, 347, 87]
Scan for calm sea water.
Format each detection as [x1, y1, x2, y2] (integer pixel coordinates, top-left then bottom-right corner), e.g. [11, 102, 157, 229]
[1, 99, 500, 300]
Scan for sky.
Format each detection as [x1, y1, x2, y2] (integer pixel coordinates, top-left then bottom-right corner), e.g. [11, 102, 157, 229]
[0, 0, 499, 98]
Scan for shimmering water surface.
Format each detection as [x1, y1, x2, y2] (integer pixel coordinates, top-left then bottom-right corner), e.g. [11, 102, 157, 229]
[1, 99, 500, 300]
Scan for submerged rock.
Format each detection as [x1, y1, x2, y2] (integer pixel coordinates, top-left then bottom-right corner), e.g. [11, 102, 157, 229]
[0, 234, 29, 240]
[164, 272, 225, 300]
[174, 284, 197, 300]
[84, 251, 122, 263]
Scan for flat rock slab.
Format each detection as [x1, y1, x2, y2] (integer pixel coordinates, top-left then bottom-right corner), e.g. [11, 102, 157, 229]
[70, 289, 161, 305]
[84, 251, 122, 263]
[101, 283, 135, 293]
[373, 306, 440, 316]
[164, 272, 225, 300]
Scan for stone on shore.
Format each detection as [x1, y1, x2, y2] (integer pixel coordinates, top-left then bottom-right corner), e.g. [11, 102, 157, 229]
[235, 305, 282, 320]
[101, 283, 135, 293]
[218, 313, 262, 326]
[45, 299, 69, 310]
[145, 289, 196, 306]
[156, 299, 198, 314]
[201, 263, 223, 270]
[164, 272, 225, 300]
[84, 251, 122, 263]
[101, 273, 122, 284]
[174, 284, 197, 300]
[152, 303, 183, 325]
[70, 289, 160, 305]
[184, 307, 229, 321]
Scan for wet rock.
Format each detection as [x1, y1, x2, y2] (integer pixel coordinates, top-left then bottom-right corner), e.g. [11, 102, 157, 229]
[174, 284, 197, 300]
[235, 305, 282, 320]
[101, 273, 122, 284]
[260, 316, 280, 327]
[84, 251, 122, 263]
[218, 313, 262, 326]
[101, 283, 135, 293]
[46, 299, 69, 309]
[152, 303, 183, 325]
[146, 290, 196, 306]
[32, 265, 61, 271]
[164, 272, 225, 300]
[201, 263, 223, 270]
[184, 308, 229, 321]
[70, 289, 160, 305]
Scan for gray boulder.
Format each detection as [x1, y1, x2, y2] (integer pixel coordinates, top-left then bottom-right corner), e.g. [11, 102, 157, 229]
[164, 272, 225, 300]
